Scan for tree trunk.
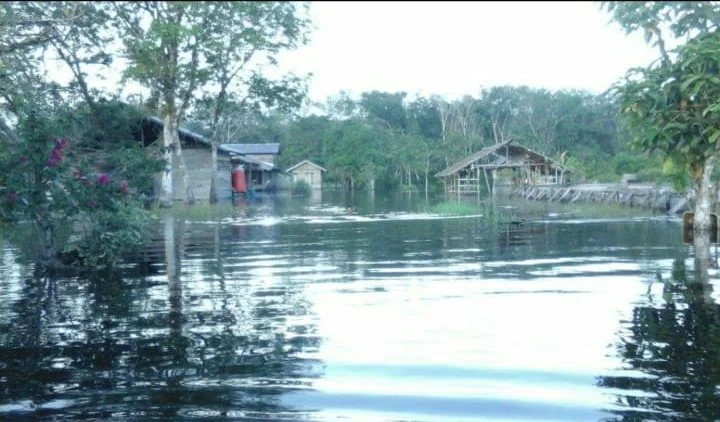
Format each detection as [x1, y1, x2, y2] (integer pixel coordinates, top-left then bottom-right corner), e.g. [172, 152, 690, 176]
[160, 114, 176, 207]
[424, 160, 430, 201]
[175, 139, 195, 205]
[37, 218, 55, 265]
[209, 141, 218, 204]
[693, 156, 717, 268]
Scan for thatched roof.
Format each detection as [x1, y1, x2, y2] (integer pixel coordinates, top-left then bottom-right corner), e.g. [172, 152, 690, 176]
[435, 140, 570, 178]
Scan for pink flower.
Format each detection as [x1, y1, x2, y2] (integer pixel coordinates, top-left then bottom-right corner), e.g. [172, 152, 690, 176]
[45, 144, 64, 168]
[96, 173, 110, 186]
[119, 180, 129, 194]
[45, 157, 61, 168]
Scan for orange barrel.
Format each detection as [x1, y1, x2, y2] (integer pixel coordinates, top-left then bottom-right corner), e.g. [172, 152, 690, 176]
[231, 163, 246, 193]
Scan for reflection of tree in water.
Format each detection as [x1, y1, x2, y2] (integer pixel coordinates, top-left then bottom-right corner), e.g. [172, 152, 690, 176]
[0, 215, 323, 419]
[598, 258, 720, 421]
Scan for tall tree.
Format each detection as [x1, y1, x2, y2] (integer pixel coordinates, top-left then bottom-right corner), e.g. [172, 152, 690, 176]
[200, 2, 309, 203]
[1, 2, 109, 117]
[19, 2, 112, 112]
[604, 1, 720, 255]
[113, 2, 212, 206]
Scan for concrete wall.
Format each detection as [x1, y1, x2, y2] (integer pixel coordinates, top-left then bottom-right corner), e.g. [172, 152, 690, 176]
[289, 162, 323, 190]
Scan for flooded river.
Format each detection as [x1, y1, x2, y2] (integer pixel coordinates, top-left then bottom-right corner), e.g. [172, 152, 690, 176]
[1, 192, 718, 421]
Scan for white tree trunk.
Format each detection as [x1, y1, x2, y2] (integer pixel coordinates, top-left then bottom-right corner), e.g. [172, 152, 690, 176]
[209, 141, 218, 204]
[175, 139, 195, 205]
[693, 157, 716, 231]
[161, 114, 175, 207]
[693, 156, 717, 268]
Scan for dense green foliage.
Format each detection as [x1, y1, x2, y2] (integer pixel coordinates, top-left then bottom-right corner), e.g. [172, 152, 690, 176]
[188, 87, 638, 191]
[0, 106, 160, 269]
[604, 1, 720, 231]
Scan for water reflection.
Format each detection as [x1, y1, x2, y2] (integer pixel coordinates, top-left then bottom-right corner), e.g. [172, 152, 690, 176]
[0, 213, 323, 419]
[599, 257, 720, 421]
[0, 193, 706, 421]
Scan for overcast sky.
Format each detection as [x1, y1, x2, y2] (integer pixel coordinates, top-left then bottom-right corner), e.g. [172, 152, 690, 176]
[272, 1, 664, 103]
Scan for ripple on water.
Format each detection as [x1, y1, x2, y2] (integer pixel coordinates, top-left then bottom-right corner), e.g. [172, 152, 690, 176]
[0, 208, 697, 421]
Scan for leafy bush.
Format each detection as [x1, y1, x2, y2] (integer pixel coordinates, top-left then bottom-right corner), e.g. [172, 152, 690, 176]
[0, 111, 155, 270]
[612, 151, 649, 175]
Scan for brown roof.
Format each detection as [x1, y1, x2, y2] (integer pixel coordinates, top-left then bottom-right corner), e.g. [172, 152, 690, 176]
[435, 140, 570, 178]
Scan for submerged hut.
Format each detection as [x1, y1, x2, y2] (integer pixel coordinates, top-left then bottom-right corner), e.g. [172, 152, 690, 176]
[435, 140, 571, 198]
[286, 160, 327, 190]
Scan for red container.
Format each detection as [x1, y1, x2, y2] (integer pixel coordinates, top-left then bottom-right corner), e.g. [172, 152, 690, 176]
[231, 164, 246, 193]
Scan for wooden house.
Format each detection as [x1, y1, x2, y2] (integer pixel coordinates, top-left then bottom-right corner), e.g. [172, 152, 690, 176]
[435, 140, 571, 198]
[286, 160, 327, 190]
[140, 116, 284, 202]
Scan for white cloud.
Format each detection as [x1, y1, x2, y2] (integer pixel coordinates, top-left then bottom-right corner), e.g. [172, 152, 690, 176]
[276, 1, 663, 102]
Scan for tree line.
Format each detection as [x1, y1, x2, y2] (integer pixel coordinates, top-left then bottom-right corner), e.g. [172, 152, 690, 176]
[186, 86, 641, 194]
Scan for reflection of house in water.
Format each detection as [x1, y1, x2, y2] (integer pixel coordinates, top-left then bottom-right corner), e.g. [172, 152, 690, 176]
[309, 189, 322, 205]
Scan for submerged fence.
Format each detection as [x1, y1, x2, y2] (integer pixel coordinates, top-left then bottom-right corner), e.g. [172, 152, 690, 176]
[506, 183, 689, 214]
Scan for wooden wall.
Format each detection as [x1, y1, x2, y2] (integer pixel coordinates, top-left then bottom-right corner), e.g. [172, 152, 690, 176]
[289, 162, 324, 190]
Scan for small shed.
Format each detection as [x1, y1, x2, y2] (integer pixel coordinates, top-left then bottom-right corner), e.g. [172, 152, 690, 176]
[435, 140, 571, 197]
[286, 160, 327, 190]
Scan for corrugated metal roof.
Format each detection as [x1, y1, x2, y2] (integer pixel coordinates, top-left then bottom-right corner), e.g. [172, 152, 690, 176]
[222, 143, 281, 155]
[226, 153, 276, 172]
[145, 116, 209, 145]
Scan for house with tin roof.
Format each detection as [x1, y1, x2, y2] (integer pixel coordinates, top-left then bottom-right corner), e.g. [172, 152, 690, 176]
[140, 116, 285, 201]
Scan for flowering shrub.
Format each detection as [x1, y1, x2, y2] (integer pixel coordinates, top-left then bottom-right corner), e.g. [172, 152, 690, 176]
[0, 113, 155, 270]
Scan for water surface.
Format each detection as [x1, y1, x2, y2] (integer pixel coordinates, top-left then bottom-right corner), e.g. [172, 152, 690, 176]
[1, 192, 717, 421]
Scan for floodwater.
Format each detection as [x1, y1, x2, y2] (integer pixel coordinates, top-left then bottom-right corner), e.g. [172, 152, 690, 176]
[1, 191, 719, 421]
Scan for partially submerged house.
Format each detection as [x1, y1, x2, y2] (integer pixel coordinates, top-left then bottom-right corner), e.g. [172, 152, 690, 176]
[435, 140, 571, 197]
[286, 160, 327, 190]
[141, 116, 284, 201]
[221, 143, 283, 191]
